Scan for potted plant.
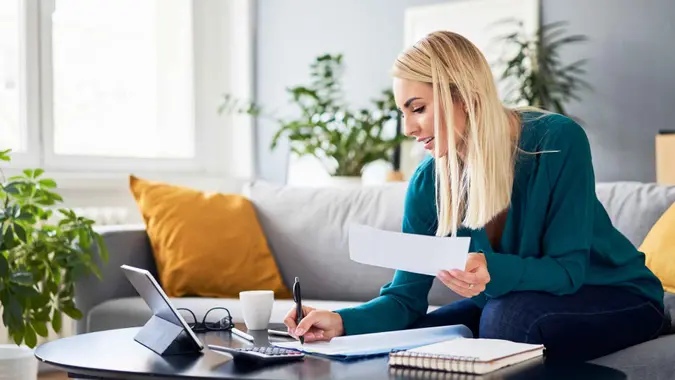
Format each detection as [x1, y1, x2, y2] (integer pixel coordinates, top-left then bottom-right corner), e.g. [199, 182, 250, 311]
[220, 53, 406, 184]
[0, 149, 108, 379]
[492, 19, 592, 119]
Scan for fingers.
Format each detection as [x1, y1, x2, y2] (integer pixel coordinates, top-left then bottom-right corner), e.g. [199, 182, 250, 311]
[465, 252, 486, 272]
[465, 257, 482, 272]
[294, 310, 321, 337]
[283, 308, 297, 331]
[438, 270, 486, 298]
[450, 269, 479, 285]
[284, 305, 316, 333]
[302, 328, 326, 342]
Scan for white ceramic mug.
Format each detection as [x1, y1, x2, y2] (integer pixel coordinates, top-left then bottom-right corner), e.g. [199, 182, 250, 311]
[239, 290, 274, 330]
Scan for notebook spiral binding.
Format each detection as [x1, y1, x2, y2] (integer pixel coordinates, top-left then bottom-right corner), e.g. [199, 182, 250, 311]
[389, 349, 478, 374]
[388, 367, 478, 380]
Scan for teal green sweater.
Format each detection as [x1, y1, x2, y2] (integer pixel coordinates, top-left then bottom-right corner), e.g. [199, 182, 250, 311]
[336, 112, 664, 336]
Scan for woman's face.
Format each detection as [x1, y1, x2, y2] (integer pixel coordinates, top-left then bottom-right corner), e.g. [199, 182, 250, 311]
[393, 77, 466, 158]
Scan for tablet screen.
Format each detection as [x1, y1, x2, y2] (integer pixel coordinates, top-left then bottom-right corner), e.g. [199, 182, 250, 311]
[121, 265, 204, 350]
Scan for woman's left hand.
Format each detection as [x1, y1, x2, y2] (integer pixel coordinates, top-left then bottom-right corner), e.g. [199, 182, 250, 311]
[437, 253, 490, 298]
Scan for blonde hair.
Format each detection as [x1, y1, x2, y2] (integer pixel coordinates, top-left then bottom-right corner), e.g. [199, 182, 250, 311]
[392, 31, 522, 237]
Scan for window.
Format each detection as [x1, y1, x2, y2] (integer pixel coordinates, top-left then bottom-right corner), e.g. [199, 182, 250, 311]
[0, 0, 254, 182]
[50, 0, 194, 159]
[0, 1, 23, 152]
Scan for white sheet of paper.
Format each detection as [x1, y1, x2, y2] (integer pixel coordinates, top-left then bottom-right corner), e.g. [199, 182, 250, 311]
[272, 325, 471, 357]
[348, 223, 470, 276]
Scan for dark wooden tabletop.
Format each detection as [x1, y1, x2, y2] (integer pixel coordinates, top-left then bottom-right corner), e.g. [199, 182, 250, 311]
[34, 325, 627, 380]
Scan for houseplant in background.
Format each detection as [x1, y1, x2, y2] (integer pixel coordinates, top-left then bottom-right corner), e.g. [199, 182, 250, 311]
[220, 53, 406, 184]
[0, 149, 108, 379]
[491, 19, 592, 119]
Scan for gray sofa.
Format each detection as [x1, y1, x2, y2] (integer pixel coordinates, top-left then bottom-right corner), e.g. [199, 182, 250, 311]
[74, 181, 675, 379]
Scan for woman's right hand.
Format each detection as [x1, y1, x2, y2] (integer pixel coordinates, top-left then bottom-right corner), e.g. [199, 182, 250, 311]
[283, 305, 345, 343]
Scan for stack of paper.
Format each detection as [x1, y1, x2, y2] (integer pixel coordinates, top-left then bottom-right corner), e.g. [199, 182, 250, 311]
[272, 325, 473, 360]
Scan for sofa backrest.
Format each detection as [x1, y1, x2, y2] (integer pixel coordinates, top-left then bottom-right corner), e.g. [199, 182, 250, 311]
[246, 181, 675, 304]
[595, 182, 675, 247]
[243, 181, 454, 304]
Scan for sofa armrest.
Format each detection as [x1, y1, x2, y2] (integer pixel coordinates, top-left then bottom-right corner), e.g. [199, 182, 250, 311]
[74, 224, 156, 334]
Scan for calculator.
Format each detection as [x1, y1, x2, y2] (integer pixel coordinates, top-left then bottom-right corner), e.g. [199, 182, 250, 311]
[208, 344, 305, 364]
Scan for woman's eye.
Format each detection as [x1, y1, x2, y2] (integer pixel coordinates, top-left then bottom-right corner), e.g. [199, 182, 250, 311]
[413, 106, 425, 114]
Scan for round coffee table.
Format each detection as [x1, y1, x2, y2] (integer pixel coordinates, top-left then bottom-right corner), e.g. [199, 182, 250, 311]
[35, 326, 626, 379]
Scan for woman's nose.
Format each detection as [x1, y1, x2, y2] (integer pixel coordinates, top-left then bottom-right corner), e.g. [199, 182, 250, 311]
[403, 118, 418, 137]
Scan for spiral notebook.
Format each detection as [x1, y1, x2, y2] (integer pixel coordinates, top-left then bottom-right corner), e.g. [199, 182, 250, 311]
[389, 338, 544, 375]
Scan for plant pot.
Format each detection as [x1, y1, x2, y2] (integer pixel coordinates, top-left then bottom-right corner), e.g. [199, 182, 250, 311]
[325, 176, 362, 187]
[0, 345, 38, 380]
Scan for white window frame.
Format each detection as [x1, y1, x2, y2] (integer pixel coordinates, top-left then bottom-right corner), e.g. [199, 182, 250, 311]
[4, 0, 254, 189]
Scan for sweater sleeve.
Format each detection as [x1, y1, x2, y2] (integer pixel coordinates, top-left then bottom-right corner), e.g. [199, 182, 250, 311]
[335, 158, 438, 335]
[483, 118, 595, 298]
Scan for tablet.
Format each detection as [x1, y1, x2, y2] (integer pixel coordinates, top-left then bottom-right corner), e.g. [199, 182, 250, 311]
[121, 264, 204, 350]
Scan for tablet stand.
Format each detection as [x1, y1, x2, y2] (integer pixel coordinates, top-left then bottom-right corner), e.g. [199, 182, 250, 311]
[134, 315, 202, 356]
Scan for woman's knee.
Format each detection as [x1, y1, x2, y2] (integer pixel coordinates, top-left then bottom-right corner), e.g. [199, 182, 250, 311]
[410, 298, 482, 335]
[479, 292, 546, 343]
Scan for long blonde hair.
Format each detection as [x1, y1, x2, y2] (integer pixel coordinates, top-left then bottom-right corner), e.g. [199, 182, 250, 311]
[392, 31, 521, 237]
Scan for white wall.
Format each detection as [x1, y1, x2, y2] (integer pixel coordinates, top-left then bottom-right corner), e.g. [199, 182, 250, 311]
[255, 0, 675, 183]
[254, 0, 451, 184]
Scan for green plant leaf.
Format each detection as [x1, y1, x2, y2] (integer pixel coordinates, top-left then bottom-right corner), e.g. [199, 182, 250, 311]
[0, 253, 8, 277]
[35, 306, 51, 322]
[10, 271, 34, 286]
[33, 291, 50, 309]
[62, 302, 83, 320]
[0, 290, 9, 325]
[23, 323, 37, 348]
[32, 320, 49, 337]
[13, 223, 27, 243]
[12, 328, 24, 345]
[23, 169, 33, 178]
[9, 296, 23, 323]
[11, 283, 39, 299]
[17, 206, 36, 221]
[46, 278, 58, 293]
[3, 225, 18, 250]
[51, 308, 62, 332]
[96, 233, 109, 263]
[3, 182, 21, 195]
[0, 149, 11, 162]
[38, 179, 57, 189]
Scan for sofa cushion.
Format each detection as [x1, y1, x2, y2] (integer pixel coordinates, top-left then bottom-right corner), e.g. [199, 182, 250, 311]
[595, 182, 675, 247]
[640, 203, 675, 293]
[243, 181, 464, 307]
[590, 334, 675, 379]
[129, 175, 291, 299]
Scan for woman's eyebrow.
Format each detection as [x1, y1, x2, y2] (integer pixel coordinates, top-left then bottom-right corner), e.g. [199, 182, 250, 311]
[404, 96, 421, 109]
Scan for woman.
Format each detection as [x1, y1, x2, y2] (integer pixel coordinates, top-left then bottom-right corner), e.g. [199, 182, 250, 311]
[284, 31, 668, 361]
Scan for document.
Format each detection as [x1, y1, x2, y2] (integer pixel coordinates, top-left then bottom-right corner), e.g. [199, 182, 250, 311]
[348, 223, 470, 276]
[272, 325, 472, 360]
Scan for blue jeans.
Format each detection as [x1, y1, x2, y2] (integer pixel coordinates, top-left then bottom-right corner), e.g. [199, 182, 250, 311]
[411, 286, 669, 361]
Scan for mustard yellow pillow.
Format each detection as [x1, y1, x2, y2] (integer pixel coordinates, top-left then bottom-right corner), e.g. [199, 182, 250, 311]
[129, 175, 291, 299]
[640, 202, 675, 293]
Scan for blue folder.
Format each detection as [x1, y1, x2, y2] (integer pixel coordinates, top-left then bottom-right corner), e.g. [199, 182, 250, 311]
[271, 324, 473, 361]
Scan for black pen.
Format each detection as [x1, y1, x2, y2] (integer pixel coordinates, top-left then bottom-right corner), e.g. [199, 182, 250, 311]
[293, 276, 304, 344]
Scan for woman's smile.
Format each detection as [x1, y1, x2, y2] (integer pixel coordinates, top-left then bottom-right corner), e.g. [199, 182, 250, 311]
[417, 136, 435, 150]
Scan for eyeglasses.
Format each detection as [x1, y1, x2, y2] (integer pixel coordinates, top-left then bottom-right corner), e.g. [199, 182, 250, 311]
[177, 307, 234, 333]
